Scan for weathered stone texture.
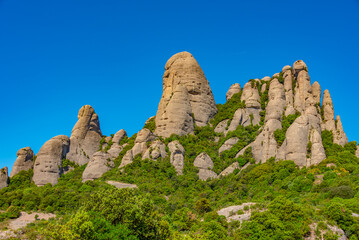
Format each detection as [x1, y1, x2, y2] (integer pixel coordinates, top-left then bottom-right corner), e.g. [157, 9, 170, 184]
[226, 83, 241, 101]
[168, 140, 185, 175]
[82, 152, 114, 182]
[194, 152, 217, 180]
[10, 147, 34, 177]
[0, 167, 9, 190]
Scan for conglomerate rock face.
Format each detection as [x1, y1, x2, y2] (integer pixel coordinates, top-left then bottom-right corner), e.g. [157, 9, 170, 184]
[0, 167, 9, 190]
[66, 105, 102, 165]
[82, 151, 114, 182]
[10, 147, 34, 177]
[155, 51, 217, 138]
[33, 135, 70, 186]
[226, 83, 241, 101]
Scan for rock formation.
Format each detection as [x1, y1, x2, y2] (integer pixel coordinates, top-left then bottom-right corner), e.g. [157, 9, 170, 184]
[226, 83, 241, 101]
[322, 90, 335, 132]
[193, 152, 217, 180]
[240, 82, 261, 125]
[308, 129, 326, 166]
[82, 152, 114, 182]
[333, 115, 348, 146]
[10, 147, 34, 177]
[107, 129, 127, 159]
[143, 140, 167, 160]
[66, 105, 102, 165]
[168, 140, 185, 175]
[33, 135, 70, 186]
[214, 119, 229, 133]
[119, 129, 155, 168]
[0, 167, 9, 190]
[293, 60, 307, 77]
[219, 162, 240, 177]
[219, 137, 239, 154]
[356, 146, 359, 158]
[226, 109, 251, 132]
[155, 52, 217, 137]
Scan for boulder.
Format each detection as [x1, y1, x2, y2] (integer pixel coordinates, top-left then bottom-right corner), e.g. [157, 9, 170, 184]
[293, 60, 307, 77]
[226, 83, 241, 101]
[0, 167, 9, 190]
[107, 144, 124, 159]
[10, 147, 34, 177]
[218, 137, 239, 154]
[194, 152, 217, 180]
[214, 119, 229, 133]
[67, 105, 102, 165]
[322, 90, 335, 132]
[143, 140, 167, 160]
[333, 115, 348, 146]
[282, 65, 291, 72]
[168, 140, 185, 175]
[155, 52, 217, 137]
[219, 162, 240, 177]
[82, 152, 114, 182]
[261, 83, 267, 93]
[33, 135, 70, 186]
[261, 76, 271, 81]
[112, 129, 127, 144]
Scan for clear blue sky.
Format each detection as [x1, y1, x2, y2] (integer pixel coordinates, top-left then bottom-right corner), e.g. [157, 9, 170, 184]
[1, 0, 359, 172]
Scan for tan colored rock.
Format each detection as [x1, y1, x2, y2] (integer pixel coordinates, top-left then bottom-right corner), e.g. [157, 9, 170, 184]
[194, 152, 217, 180]
[308, 129, 326, 166]
[10, 147, 34, 177]
[226, 108, 251, 133]
[356, 146, 359, 158]
[322, 90, 335, 132]
[226, 83, 241, 101]
[261, 76, 271, 81]
[276, 115, 309, 167]
[214, 119, 229, 134]
[143, 140, 167, 160]
[219, 137, 239, 154]
[293, 60, 307, 77]
[0, 167, 9, 190]
[282, 65, 292, 72]
[294, 70, 312, 113]
[311, 81, 321, 104]
[82, 152, 114, 182]
[283, 68, 295, 116]
[106, 181, 137, 189]
[219, 162, 240, 177]
[33, 135, 70, 186]
[107, 145, 123, 159]
[333, 115, 348, 146]
[265, 79, 286, 122]
[67, 105, 102, 165]
[261, 83, 267, 93]
[241, 82, 261, 125]
[155, 52, 217, 137]
[168, 140, 185, 175]
[235, 144, 252, 158]
[155, 85, 194, 138]
[119, 150, 133, 168]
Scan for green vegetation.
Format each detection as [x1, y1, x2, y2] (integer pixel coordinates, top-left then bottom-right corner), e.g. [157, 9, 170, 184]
[143, 117, 156, 131]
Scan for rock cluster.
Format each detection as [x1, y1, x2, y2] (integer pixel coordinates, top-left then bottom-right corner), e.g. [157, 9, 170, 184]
[10, 147, 34, 177]
[155, 52, 217, 138]
[33, 135, 70, 186]
[82, 152, 114, 182]
[0, 167, 9, 190]
[143, 140, 167, 160]
[66, 105, 102, 165]
[226, 83, 241, 101]
[193, 152, 217, 180]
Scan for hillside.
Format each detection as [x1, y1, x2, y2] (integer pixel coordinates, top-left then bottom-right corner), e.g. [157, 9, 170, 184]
[0, 52, 359, 239]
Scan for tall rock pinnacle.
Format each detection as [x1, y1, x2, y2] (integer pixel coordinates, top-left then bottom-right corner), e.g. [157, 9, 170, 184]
[155, 52, 217, 137]
[322, 90, 335, 132]
[66, 105, 102, 165]
[0, 167, 9, 190]
[10, 147, 34, 177]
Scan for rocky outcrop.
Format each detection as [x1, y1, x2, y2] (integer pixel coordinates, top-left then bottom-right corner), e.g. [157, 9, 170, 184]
[33, 135, 70, 186]
[311, 81, 321, 104]
[226, 108, 251, 132]
[226, 83, 241, 101]
[155, 52, 217, 137]
[308, 129, 326, 166]
[119, 129, 155, 168]
[294, 70, 312, 113]
[112, 129, 127, 144]
[219, 162, 240, 177]
[107, 130, 127, 159]
[322, 90, 335, 132]
[82, 152, 114, 182]
[214, 119, 229, 133]
[293, 60, 307, 77]
[143, 140, 167, 160]
[241, 82, 261, 125]
[193, 152, 217, 180]
[168, 140, 185, 175]
[0, 167, 9, 190]
[282, 67, 296, 116]
[356, 146, 359, 158]
[106, 181, 137, 189]
[251, 79, 285, 163]
[219, 137, 239, 154]
[67, 105, 102, 165]
[10, 147, 34, 177]
[333, 116, 348, 146]
[277, 116, 309, 167]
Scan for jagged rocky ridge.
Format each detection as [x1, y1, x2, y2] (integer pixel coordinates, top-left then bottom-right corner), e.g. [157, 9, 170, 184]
[2, 52, 352, 186]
